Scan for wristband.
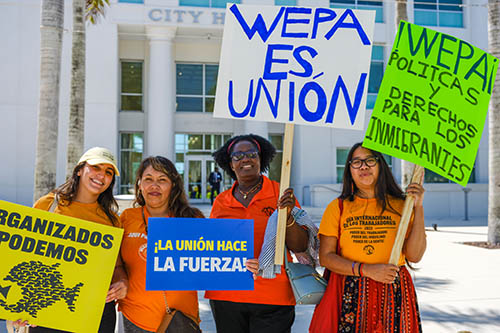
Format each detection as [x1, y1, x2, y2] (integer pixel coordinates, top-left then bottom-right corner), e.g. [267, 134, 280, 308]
[351, 262, 356, 275]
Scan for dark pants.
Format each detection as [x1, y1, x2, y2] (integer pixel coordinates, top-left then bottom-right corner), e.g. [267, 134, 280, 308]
[30, 301, 116, 333]
[210, 183, 220, 204]
[209, 300, 294, 333]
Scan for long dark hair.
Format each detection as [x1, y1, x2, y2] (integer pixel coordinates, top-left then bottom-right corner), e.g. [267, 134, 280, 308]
[340, 142, 405, 215]
[53, 162, 119, 226]
[133, 156, 204, 218]
[212, 134, 276, 180]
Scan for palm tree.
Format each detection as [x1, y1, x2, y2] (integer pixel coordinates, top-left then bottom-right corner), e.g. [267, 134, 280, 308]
[65, 0, 109, 177]
[33, 0, 65, 201]
[488, 0, 500, 244]
[66, 0, 86, 177]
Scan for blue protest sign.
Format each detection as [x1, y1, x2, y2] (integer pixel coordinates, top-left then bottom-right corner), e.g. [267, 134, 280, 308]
[146, 218, 254, 291]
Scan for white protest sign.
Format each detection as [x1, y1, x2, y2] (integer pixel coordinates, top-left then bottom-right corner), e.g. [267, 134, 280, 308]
[214, 4, 375, 129]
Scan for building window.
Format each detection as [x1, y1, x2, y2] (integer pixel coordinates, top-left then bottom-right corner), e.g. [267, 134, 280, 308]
[176, 64, 218, 112]
[367, 45, 384, 109]
[275, 0, 297, 5]
[121, 61, 143, 112]
[269, 135, 283, 182]
[179, 0, 241, 8]
[414, 0, 463, 27]
[336, 148, 392, 183]
[330, 0, 383, 23]
[119, 133, 144, 194]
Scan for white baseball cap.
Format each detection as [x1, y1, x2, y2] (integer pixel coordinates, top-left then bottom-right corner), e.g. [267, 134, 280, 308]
[78, 147, 120, 176]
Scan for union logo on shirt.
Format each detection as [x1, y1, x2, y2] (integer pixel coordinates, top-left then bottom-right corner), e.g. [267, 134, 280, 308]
[261, 207, 275, 217]
[363, 245, 375, 255]
[138, 243, 147, 262]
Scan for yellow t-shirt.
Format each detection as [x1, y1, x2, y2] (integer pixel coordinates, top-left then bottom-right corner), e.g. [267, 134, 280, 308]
[34, 192, 120, 228]
[319, 196, 412, 266]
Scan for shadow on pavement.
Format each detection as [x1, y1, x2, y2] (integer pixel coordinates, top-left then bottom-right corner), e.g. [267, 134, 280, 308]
[420, 305, 500, 328]
[413, 276, 453, 292]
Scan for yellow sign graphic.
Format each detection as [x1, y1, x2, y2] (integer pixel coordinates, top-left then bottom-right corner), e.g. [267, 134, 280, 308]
[0, 200, 123, 332]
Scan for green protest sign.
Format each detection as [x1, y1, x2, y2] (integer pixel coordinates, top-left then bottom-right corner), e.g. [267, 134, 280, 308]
[363, 21, 498, 186]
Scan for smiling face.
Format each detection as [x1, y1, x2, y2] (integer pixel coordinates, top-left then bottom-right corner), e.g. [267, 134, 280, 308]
[76, 163, 114, 201]
[139, 165, 173, 211]
[350, 147, 380, 192]
[229, 140, 261, 183]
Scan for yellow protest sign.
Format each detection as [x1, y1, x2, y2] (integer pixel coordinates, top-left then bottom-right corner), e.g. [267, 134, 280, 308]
[0, 200, 123, 332]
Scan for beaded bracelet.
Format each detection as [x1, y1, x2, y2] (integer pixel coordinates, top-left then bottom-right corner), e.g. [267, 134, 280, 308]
[286, 218, 296, 228]
[359, 263, 364, 277]
[351, 262, 356, 275]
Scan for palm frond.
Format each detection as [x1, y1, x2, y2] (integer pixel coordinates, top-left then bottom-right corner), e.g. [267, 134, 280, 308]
[86, 0, 109, 24]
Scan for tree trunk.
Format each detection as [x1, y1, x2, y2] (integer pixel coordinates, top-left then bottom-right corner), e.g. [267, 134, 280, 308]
[66, 0, 86, 178]
[395, 0, 415, 189]
[488, 0, 500, 244]
[33, 0, 64, 201]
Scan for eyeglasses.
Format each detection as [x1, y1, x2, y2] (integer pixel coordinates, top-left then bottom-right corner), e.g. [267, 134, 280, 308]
[230, 151, 259, 161]
[349, 156, 379, 169]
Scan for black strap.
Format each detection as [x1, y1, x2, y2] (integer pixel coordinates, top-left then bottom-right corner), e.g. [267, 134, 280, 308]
[141, 207, 147, 234]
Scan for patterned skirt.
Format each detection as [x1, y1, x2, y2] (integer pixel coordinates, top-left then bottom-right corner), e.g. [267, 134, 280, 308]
[338, 266, 422, 333]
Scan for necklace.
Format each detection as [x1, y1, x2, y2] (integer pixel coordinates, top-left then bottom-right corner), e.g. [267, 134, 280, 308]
[237, 178, 262, 199]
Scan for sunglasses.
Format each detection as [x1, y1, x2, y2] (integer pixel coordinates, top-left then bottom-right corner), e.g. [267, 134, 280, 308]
[349, 156, 379, 169]
[230, 151, 259, 161]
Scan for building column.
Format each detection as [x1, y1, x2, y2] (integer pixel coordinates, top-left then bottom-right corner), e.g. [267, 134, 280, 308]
[244, 120, 268, 139]
[146, 26, 176, 160]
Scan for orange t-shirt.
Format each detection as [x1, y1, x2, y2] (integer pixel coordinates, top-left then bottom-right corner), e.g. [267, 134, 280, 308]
[319, 196, 413, 266]
[204, 176, 296, 306]
[34, 193, 120, 228]
[118, 207, 199, 331]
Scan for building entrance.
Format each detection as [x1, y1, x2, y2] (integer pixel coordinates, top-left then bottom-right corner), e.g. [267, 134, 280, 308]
[184, 156, 218, 203]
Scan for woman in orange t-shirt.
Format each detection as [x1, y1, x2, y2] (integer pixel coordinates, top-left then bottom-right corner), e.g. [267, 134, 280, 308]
[14, 147, 128, 333]
[310, 142, 426, 332]
[205, 134, 309, 333]
[119, 156, 203, 332]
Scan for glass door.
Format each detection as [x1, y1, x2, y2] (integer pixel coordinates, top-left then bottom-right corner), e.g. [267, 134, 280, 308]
[185, 156, 212, 203]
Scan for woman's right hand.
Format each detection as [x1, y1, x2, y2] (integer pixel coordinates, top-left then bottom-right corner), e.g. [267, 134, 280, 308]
[363, 264, 399, 284]
[11, 319, 36, 328]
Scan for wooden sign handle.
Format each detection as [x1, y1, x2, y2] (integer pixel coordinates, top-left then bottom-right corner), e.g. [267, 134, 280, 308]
[388, 164, 425, 265]
[274, 123, 294, 265]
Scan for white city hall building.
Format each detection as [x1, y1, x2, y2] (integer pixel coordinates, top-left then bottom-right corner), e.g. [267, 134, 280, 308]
[1, 0, 491, 219]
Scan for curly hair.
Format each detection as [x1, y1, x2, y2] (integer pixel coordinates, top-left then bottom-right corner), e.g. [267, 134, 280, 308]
[133, 156, 204, 218]
[53, 162, 119, 227]
[340, 142, 405, 215]
[212, 134, 276, 180]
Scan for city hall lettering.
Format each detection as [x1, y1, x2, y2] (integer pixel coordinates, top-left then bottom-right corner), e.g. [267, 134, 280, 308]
[147, 7, 225, 25]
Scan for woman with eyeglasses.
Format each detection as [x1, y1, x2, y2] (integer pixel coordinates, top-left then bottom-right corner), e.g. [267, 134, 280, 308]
[205, 134, 309, 333]
[310, 142, 426, 332]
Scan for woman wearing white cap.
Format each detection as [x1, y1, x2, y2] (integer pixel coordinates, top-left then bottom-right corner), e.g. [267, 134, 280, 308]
[13, 147, 128, 333]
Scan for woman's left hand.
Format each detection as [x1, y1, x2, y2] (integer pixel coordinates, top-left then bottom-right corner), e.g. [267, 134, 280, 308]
[278, 188, 296, 215]
[245, 258, 259, 280]
[407, 183, 425, 207]
[106, 279, 128, 302]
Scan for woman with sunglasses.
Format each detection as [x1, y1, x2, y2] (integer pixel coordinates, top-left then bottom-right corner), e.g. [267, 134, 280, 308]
[205, 134, 309, 333]
[310, 142, 426, 332]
